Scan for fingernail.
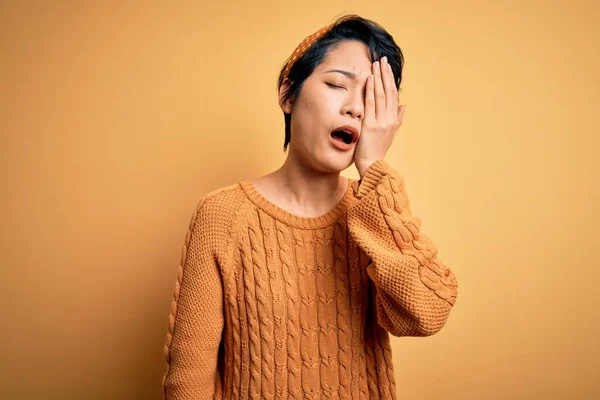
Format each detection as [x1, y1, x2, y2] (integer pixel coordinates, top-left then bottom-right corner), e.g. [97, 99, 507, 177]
[382, 56, 387, 64]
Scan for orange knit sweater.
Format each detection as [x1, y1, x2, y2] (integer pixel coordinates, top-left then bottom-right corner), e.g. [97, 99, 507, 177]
[162, 159, 458, 399]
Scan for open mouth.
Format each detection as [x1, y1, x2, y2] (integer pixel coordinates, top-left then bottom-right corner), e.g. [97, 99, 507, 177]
[331, 130, 354, 145]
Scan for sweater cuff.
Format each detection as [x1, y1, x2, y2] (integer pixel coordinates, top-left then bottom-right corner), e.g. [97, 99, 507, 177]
[353, 159, 393, 199]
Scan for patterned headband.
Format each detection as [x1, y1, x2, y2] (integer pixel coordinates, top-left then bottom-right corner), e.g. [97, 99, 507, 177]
[281, 22, 335, 83]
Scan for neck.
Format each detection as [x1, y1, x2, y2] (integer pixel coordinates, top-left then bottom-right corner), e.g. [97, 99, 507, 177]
[272, 151, 348, 217]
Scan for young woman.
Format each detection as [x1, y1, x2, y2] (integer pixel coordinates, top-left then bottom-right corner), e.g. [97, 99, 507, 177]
[162, 14, 459, 400]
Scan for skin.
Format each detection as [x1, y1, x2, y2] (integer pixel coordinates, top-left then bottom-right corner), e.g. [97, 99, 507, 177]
[251, 40, 406, 218]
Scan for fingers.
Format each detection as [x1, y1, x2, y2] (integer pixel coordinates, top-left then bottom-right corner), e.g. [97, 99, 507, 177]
[373, 60, 385, 118]
[365, 73, 375, 122]
[380, 57, 399, 120]
[366, 57, 403, 126]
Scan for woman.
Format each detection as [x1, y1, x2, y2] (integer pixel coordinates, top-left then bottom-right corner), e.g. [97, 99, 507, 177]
[162, 14, 459, 399]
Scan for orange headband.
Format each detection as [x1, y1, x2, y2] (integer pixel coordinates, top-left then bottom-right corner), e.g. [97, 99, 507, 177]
[281, 22, 335, 82]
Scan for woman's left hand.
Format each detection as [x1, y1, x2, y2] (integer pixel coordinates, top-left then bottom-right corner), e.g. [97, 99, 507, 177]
[354, 56, 406, 179]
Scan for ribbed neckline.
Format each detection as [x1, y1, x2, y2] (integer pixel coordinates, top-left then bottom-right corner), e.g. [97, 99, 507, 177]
[238, 177, 355, 229]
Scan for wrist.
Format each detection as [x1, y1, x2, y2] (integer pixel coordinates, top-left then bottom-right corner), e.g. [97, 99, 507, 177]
[355, 159, 377, 179]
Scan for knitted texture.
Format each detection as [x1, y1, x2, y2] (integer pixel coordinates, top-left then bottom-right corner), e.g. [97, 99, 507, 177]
[162, 159, 459, 399]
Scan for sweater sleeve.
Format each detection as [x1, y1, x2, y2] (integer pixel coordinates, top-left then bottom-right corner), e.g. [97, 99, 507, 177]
[162, 196, 225, 399]
[347, 159, 458, 337]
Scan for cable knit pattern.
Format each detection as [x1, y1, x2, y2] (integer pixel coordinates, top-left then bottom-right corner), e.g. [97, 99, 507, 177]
[377, 174, 455, 303]
[248, 209, 276, 398]
[348, 159, 459, 337]
[259, 212, 288, 398]
[275, 220, 302, 399]
[162, 159, 459, 399]
[239, 230, 262, 398]
[226, 264, 242, 398]
[333, 220, 352, 398]
[294, 228, 320, 399]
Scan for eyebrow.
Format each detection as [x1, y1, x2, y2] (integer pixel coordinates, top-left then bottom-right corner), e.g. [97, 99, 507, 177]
[323, 69, 358, 80]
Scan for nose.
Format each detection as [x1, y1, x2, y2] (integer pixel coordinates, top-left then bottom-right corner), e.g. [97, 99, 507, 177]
[342, 89, 364, 121]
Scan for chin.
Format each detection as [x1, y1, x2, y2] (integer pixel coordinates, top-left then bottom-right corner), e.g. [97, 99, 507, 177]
[295, 143, 354, 174]
[321, 151, 354, 173]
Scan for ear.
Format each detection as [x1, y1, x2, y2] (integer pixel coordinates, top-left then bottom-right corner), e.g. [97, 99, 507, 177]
[278, 78, 294, 114]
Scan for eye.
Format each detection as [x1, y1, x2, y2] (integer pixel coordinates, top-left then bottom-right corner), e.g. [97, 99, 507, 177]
[326, 82, 345, 90]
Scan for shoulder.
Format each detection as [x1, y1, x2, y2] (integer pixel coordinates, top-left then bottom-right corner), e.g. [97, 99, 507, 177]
[195, 182, 245, 215]
[179, 183, 250, 275]
[188, 182, 248, 233]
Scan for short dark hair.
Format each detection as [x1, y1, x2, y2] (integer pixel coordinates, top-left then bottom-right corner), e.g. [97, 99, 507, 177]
[277, 14, 404, 152]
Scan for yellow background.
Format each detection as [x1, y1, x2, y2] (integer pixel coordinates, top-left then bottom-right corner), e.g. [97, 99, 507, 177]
[1, 1, 599, 399]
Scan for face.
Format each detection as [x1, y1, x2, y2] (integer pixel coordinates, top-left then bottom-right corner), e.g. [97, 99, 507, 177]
[280, 40, 373, 173]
